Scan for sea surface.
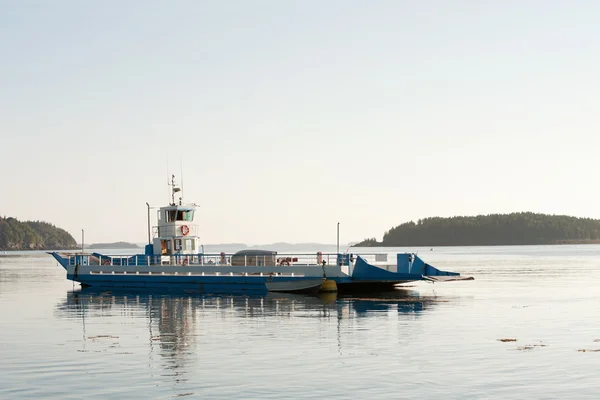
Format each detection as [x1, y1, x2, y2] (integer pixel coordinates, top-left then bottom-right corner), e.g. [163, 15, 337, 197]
[1, 245, 599, 399]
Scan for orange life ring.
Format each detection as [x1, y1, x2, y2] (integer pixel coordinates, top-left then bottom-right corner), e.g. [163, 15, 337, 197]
[280, 259, 290, 266]
[181, 225, 190, 236]
[182, 258, 189, 266]
[102, 259, 110, 266]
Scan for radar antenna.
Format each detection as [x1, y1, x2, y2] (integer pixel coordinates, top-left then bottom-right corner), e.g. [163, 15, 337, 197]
[169, 174, 181, 206]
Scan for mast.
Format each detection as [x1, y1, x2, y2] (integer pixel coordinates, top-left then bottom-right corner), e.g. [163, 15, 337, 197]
[146, 202, 151, 245]
[169, 175, 181, 206]
[337, 222, 340, 265]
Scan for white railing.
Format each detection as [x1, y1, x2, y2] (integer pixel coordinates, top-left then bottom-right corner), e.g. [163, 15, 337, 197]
[67, 252, 362, 268]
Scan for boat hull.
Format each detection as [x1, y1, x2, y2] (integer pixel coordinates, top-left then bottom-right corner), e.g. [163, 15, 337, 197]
[50, 251, 469, 294]
[66, 273, 324, 295]
[265, 278, 324, 293]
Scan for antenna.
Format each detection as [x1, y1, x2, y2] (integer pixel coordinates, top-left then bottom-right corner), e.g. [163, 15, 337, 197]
[180, 158, 184, 204]
[170, 174, 181, 206]
[166, 154, 171, 202]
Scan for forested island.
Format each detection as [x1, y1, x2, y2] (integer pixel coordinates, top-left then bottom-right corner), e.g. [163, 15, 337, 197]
[88, 242, 140, 249]
[354, 212, 600, 247]
[0, 216, 77, 250]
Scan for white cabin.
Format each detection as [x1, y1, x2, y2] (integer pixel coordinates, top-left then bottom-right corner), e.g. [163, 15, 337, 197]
[151, 175, 200, 259]
[152, 205, 199, 256]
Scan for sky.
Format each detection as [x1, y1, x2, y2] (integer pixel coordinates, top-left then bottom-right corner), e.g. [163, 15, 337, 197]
[1, 1, 600, 245]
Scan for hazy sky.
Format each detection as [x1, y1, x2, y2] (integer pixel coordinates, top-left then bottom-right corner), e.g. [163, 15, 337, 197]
[2, 1, 599, 245]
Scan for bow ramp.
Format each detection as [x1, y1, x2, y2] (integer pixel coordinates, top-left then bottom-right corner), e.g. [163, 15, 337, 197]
[352, 253, 471, 282]
[49, 252, 69, 270]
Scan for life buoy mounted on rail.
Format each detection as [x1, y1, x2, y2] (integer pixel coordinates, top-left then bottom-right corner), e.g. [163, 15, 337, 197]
[181, 225, 190, 236]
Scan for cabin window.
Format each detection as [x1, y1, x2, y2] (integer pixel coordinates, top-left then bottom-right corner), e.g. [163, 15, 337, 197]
[174, 210, 194, 221]
[184, 239, 194, 251]
[174, 239, 182, 251]
[165, 209, 194, 222]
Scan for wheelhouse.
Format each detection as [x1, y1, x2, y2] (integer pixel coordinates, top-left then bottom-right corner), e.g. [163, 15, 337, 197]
[152, 205, 199, 257]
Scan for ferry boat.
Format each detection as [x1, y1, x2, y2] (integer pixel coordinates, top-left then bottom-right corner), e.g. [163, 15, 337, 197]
[50, 176, 470, 294]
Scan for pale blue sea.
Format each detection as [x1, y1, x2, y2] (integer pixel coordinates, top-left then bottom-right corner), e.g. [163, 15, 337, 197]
[1, 245, 599, 399]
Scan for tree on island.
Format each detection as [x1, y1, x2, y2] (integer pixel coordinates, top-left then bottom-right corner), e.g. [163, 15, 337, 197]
[0, 216, 77, 250]
[354, 212, 600, 247]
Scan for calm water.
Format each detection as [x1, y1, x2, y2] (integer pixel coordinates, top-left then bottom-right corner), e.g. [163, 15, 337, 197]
[1, 245, 599, 399]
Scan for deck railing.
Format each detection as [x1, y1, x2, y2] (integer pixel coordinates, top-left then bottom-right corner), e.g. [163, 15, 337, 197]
[65, 252, 378, 268]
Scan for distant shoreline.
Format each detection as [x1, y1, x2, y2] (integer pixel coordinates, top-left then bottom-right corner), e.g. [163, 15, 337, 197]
[4, 239, 600, 253]
[354, 213, 600, 248]
[86, 242, 141, 249]
[353, 239, 600, 247]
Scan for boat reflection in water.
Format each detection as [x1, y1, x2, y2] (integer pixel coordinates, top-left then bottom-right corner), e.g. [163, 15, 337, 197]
[55, 287, 451, 381]
[58, 286, 442, 322]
